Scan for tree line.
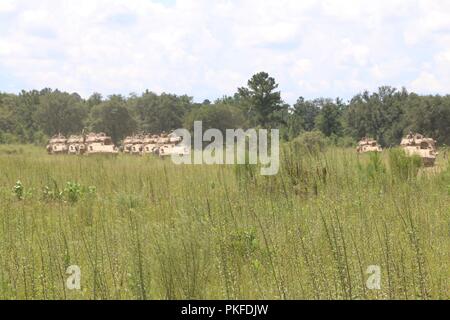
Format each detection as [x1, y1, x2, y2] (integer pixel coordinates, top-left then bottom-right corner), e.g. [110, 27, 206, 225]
[0, 72, 449, 146]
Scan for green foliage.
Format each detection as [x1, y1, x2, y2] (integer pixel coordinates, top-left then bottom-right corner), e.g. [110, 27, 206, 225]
[334, 135, 356, 148]
[42, 184, 64, 202]
[238, 72, 286, 127]
[12, 180, 24, 200]
[42, 181, 96, 204]
[291, 97, 319, 132]
[35, 90, 87, 136]
[1, 76, 450, 147]
[291, 131, 328, 154]
[0, 145, 448, 299]
[63, 182, 96, 204]
[89, 95, 136, 143]
[184, 103, 246, 134]
[0, 145, 24, 155]
[134, 92, 192, 134]
[64, 181, 83, 204]
[228, 228, 259, 258]
[439, 160, 450, 194]
[388, 148, 423, 180]
[315, 98, 344, 137]
[365, 152, 386, 180]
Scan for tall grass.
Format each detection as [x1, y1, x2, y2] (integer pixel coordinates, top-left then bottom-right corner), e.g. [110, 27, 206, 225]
[0, 144, 448, 300]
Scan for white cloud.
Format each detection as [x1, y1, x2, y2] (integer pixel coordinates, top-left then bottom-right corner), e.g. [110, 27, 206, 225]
[410, 72, 445, 93]
[409, 47, 450, 94]
[0, 0, 450, 102]
[0, 0, 16, 13]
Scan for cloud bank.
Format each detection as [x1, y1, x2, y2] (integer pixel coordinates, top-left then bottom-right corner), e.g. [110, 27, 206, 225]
[1, 0, 450, 103]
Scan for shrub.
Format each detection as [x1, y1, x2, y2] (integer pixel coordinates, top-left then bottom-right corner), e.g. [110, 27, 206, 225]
[291, 131, 328, 155]
[388, 148, 422, 180]
[366, 152, 386, 180]
[64, 182, 82, 204]
[228, 228, 259, 258]
[0, 146, 24, 155]
[334, 136, 356, 148]
[13, 180, 24, 200]
[63, 182, 96, 204]
[42, 183, 64, 201]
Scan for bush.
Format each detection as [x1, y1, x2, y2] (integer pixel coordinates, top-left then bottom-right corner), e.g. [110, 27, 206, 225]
[388, 148, 422, 180]
[42, 181, 96, 204]
[365, 152, 386, 180]
[291, 131, 328, 155]
[0, 146, 24, 155]
[42, 181, 64, 202]
[0, 132, 20, 144]
[228, 228, 259, 258]
[64, 182, 82, 204]
[13, 180, 24, 200]
[334, 135, 356, 148]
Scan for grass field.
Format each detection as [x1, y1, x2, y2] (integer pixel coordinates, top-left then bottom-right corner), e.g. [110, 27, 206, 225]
[0, 144, 448, 300]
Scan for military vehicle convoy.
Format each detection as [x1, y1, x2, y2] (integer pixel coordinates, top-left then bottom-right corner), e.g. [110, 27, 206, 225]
[46, 132, 118, 155]
[49, 131, 438, 166]
[122, 132, 189, 157]
[400, 132, 438, 167]
[46, 131, 188, 157]
[357, 138, 383, 154]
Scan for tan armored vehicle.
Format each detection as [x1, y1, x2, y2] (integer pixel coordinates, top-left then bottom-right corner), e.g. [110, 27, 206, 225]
[46, 134, 68, 155]
[156, 133, 170, 145]
[85, 132, 119, 155]
[169, 132, 182, 144]
[357, 137, 383, 154]
[122, 136, 134, 154]
[67, 135, 86, 155]
[130, 134, 145, 155]
[156, 132, 189, 157]
[158, 144, 191, 157]
[122, 134, 145, 155]
[143, 135, 159, 154]
[401, 132, 438, 166]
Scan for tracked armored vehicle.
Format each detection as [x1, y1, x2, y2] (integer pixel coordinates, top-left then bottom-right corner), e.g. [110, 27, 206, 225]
[401, 132, 438, 167]
[357, 138, 383, 154]
[122, 134, 146, 155]
[120, 131, 189, 156]
[67, 135, 86, 155]
[122, 136, 135, 154]
[158, 144, 191, 157]
[84, 133, 119, 155]
[46, 134, 68, 155]
[156, 132, 190, 157]
[143, 135, 159, 155]
[130, 134, 145, 155]
[156, 133, 170, 145]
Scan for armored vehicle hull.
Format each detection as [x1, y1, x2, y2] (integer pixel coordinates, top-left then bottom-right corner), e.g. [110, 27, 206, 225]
[357, 138, 383, 154]
[85, 143, 119, 155]
[67, 135, 86, 155]
[401, 133, 437, 167]
[47, 134, 68, 155]
[158, 144, 191, 157]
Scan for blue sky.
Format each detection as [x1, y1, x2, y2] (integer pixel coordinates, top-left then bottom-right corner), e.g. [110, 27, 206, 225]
[1, 0, 450, 103]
